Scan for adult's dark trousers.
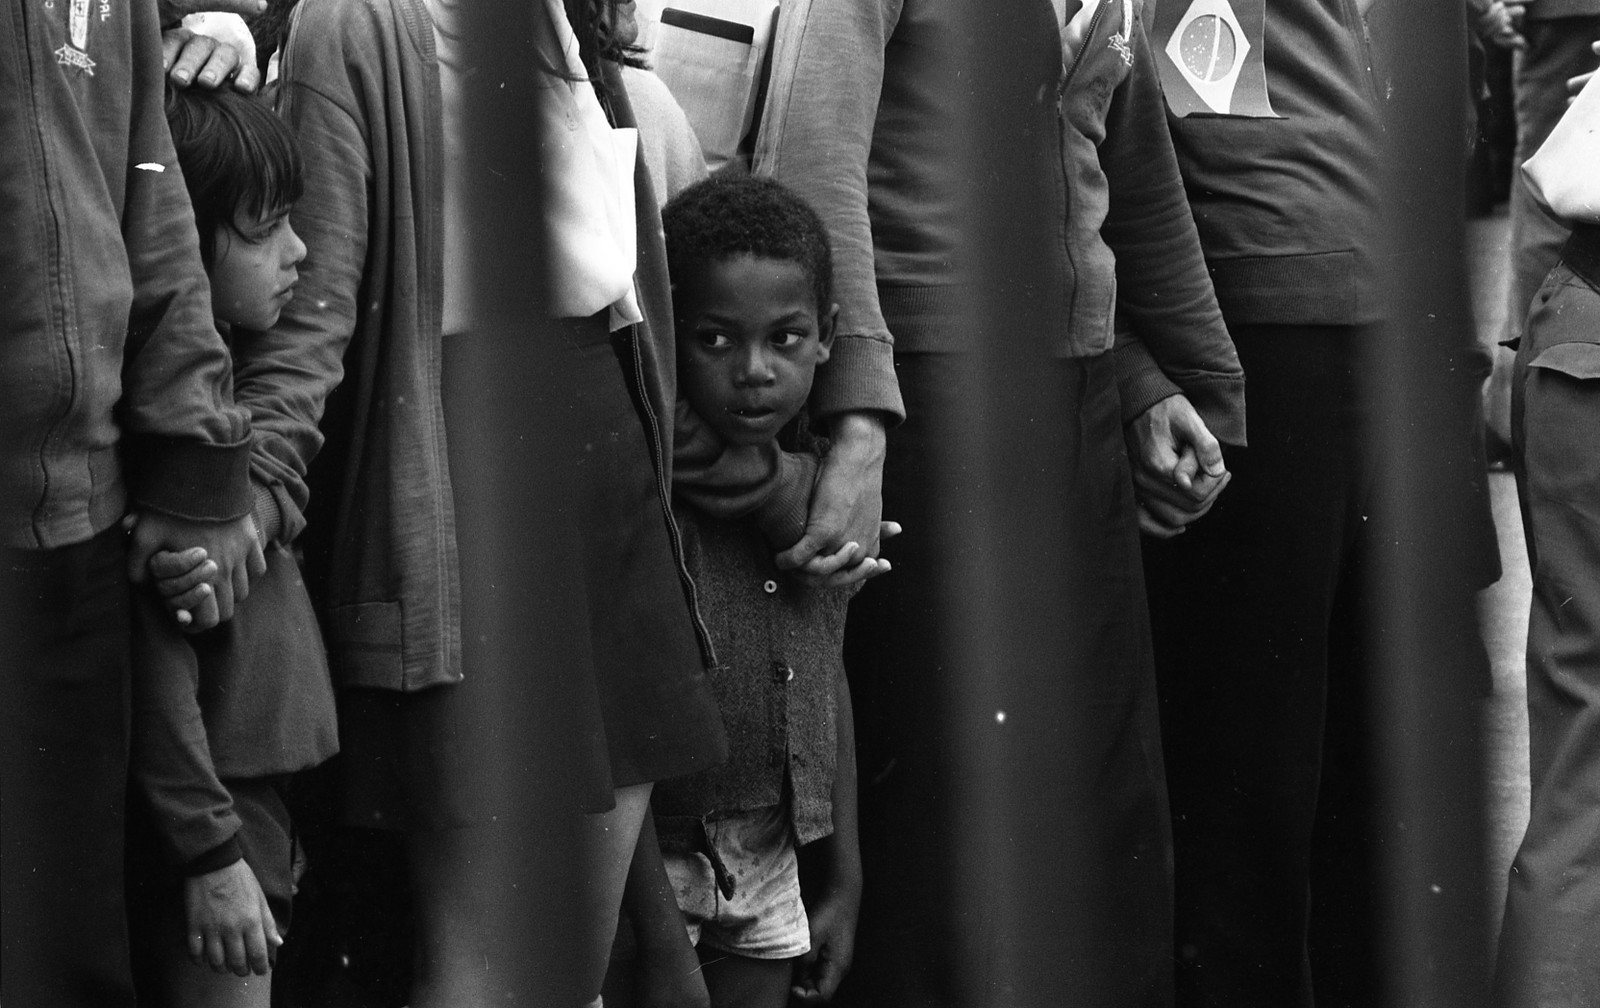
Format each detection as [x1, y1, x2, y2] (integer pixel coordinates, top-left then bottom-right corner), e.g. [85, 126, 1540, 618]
[1143, 325, 1375, 1008]
[1496, 253, 1600, 1007]
[836, 350, 1172, 1008]
[1, 524, 136, 1007]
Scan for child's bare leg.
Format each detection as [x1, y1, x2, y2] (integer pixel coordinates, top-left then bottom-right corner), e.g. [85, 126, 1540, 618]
[406, 827, 496, 1008]
[160, 959, 273, 1008]
[406, 783, 653, 1007]
[574, 782, 654, 1001]
[698, 949, 795, 1008]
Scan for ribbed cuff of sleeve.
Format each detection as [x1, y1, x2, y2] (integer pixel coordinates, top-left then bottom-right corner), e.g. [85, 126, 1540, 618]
[1114, 339, 1248, 448]
[1114, 338, 1183, 426]
[251, 482, 284, 547]
[1119, 367, 1185, 431]
[755, 451, 820, 550]
[125, 434, 254, 523]
[1183, 375, 1248, 448]
[183, 835, 246, 877]
[810, 335, 905, 426]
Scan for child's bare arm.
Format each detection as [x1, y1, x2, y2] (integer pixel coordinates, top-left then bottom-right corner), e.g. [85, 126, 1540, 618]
[622, 813, 710, 1008]
[183, 858, 282, 976]
[792, 672, 862, 1004]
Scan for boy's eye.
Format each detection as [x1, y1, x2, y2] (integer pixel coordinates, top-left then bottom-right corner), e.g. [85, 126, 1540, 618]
[771, 330, 807, 348]
[696, 331, 732, 349]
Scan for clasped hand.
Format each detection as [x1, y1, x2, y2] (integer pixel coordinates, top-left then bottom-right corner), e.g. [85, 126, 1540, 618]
[125, 510, 265, 631]
[1125, 394, 1231, 539]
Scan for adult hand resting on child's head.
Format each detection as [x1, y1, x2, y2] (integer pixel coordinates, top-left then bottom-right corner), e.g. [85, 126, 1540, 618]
[127, 510, 266, 631]
[1476, 0, 1527, 52]
[159, 0, 266, 93]
[1125, 393, 1231, 539]
[777, 412, 891, 588]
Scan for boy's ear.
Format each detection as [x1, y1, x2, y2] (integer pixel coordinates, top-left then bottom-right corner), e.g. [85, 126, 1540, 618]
[816, 302, 840, 362]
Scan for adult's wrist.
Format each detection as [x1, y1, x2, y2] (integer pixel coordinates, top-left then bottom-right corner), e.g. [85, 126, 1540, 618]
[828, 411, 888, 453]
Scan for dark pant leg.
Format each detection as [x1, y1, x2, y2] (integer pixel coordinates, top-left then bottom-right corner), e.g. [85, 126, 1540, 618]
[1507, 17, 1600, 340]
[1, 526, 136, 1007]
[1495, 264, 1600, 1007]
[838, 352, 1171, 1008]
[834, 352, 970, 1008]
[1144, 325, 1369, 1008]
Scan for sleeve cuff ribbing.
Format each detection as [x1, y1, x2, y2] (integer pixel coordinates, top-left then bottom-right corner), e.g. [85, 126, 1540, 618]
[810, 335, 905, 426]
[125, 434, 254, 523]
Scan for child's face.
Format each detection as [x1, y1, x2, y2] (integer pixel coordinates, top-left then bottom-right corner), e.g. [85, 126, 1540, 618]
[210, 208, 306, 331]
[677, 254, 836, 447]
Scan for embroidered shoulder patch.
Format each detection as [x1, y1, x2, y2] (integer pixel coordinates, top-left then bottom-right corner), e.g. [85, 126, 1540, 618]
[1107, 0, 1135, 67]
[55, 43, 95, 74]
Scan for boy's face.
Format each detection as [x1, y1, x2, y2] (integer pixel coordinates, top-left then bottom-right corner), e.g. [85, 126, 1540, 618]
[210, 208, 306, 331]
[677, 254, 836, 447]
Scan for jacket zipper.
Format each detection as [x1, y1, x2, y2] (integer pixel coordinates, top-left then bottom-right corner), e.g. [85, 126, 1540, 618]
[1058, 0, 1108, 100]
[1053, 0, 1108, 350]
[628, 327, 720, 669]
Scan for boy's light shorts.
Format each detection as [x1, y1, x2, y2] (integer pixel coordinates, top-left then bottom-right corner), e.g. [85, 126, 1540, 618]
[662, 804, 810, 960]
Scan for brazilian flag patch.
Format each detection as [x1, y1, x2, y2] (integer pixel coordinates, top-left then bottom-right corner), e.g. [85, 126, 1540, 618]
[1150, 0, 1278, 118]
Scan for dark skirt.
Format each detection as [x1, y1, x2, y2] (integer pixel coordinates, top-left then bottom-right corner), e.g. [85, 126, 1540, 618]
[340, 316, 724, 828]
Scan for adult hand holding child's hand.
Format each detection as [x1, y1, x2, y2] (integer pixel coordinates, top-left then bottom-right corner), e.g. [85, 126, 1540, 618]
[778, 412, 890, 587]
[148, 546, 221, 628]
[127, 511, 265, 631]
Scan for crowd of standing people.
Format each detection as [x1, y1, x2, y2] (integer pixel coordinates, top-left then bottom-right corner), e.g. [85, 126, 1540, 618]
[0, 0, 1584, 1006]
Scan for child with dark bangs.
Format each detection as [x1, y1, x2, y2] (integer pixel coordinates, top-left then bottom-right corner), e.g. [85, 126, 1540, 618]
[124, 84, 336, 1008]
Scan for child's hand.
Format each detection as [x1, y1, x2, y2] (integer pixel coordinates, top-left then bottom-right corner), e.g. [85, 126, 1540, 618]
[183, 859, 282, 977]
[790, 881, 861, 1004]
[776, 414, 887, 578]
[790, 521, 901, 589]
[148, 546, 219, 629]
[127, 511, 265, 631]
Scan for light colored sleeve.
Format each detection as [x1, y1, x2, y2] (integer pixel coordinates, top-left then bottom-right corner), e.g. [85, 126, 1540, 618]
[755, 0, 904, 425]
[622, 63, 708, 207]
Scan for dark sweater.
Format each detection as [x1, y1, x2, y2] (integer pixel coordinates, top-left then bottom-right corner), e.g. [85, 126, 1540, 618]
[1148, 0, 1386, 327]
[777, 0, 1244, 444]
[654, 501, 852, 849]
[131, 545, 338, 871]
